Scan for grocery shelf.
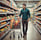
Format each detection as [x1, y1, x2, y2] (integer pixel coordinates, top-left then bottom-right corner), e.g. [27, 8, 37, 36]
[35, 22, 41, 29]
[36, 23, 41, 30]
[0, 29, 11, 40]
[35, 17, 41, 20]
[0, 12, 15, 15]
[0, 19, 11, 23]
[34, 3, 41, 10]
[7, 9, 11, 11]
[0, 28, 8, 33]
[0, 13, 7, 14]
[5, 19, 11, 21]
[0, 1, 18, 11]
[36, 21, 41, 24]
[33, 1, 41, 34]
[0, 1, 11, 7]
[35, 24, 41, 34]
[34, 7, 41, 12]
[0, 0, 19, 39]
[37, 7, 41, 11]
[0, 22, 10, 29]
[7, 9, 14, 12]
[36, 9, 41, 12]
[33, 22, 41, 34]
[34, 9, 41, 12]
[35, 13, 41, 15]
[0, 7, 14, 12]
[32, 21, 41, 34]
[0, 31, 4, 34]
[7, 12, 15, 14]
[0, 6, 7, 10]
[35, 18, 41, 24]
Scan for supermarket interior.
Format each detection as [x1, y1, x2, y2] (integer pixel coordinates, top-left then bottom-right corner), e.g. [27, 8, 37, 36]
[0, 0, 41, 40]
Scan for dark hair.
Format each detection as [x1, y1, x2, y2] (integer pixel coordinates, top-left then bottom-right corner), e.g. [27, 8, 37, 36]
[23, 3, 26, 6]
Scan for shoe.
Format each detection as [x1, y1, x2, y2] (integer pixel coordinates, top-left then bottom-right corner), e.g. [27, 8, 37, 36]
[23, 34, 24, 38]
[23, 35, 24, 38]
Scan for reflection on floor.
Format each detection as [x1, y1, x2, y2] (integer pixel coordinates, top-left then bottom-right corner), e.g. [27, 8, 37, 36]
[24, 21, 41, 40]
[3, 21, 41, 40]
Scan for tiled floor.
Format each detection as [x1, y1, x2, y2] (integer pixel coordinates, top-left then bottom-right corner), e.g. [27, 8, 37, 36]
[3, 21, 41, 40]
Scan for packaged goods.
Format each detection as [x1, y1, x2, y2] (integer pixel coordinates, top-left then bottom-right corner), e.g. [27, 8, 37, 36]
[0, 9, 6, 12]
[4, 17, 7, 19]
[1, 22, 6, 25]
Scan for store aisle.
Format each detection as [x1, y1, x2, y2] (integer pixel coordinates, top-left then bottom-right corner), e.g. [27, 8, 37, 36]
[3, 21, 41, 40]
[23, 21, 41, 40]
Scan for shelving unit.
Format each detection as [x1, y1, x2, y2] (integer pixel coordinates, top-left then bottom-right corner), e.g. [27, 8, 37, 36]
[0, 19, 11, 23]
[0, 0, 18, 11]
[0, 0, 18, 40]
[34, 1, 41, 9]
[0, 29, 11, 40]
[32, 1, 41, 34]
[0, 22, 10, 29]
[35, 17, 41, 20]
[36, 20, 41, 24]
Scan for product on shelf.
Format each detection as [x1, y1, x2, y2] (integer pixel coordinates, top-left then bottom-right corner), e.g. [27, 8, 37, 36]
[4, 27, 7, 30]
[1, 22, 6, 25]
[10, 19, 15, 29]
[8, 16, 10, 19]
[33, 1, 41, 33]
[39, 16, 41, 18]
[0, 26, 8, 37]
[0, 26, 8, 32]
[0, 0, 18, 38]
[1, 17, 4, 20]
[15, 20, 19, 25]
[36, 16, 38, 18]
[10, 14, 20, 29]
[7, 24, 9, 28]
[0, 9, 6, 13]
[4, 17, 7, 19]
[0, 17, 6, 25]
[0, 31, 4, 37]
[0, 28, 4, 37]
[7, 0, 11, 6]
[0, 28, 4, 32]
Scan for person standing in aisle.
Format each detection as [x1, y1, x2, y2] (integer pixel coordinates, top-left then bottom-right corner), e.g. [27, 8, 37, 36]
[19, 4, 30, 37]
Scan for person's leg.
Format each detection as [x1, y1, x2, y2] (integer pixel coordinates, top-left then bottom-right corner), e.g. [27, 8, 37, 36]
[22, 20, 25, 35]
[25, 21, 28, 34]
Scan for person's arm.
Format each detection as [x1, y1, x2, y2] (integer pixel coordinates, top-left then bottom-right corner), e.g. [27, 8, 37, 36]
[19, 10, 22, 17]
[28, 10, 30, 21]
[28, 10, 30, 18]
[19, 10, 22, 19]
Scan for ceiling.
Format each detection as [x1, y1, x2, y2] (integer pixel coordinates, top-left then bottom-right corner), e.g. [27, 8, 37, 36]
[14, 0, 40, 8]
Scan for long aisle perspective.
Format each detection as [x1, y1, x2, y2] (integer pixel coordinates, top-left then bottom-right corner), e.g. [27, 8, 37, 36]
[0, 0, 41, 40]
[23, 21, 41, 40]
